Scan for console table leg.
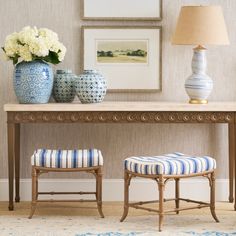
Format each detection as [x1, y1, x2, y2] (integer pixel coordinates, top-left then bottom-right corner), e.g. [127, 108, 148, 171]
[229, 123, 235, 203]
[234, 121, 236, 210]
[15, 124, 20, 203]
[7, 123, 15, 211]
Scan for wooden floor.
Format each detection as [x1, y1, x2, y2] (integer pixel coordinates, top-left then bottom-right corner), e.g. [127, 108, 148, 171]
[0, 201, 235, 217]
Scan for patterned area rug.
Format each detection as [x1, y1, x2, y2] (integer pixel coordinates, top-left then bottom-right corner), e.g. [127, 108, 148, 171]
[0, 214, 235, 236]
[0, 202, 235, 236]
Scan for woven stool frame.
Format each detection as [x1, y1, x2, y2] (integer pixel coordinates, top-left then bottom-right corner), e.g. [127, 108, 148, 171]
[29, 166, 104, 219]
[120, 169, 219, 232]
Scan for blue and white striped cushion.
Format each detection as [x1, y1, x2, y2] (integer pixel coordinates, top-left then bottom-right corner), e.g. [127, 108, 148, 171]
[31, 149, 103, 168]
[124, 152, 216, 175]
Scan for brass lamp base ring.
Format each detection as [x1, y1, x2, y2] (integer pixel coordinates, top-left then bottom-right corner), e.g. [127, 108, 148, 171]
[189, 99, 208, 104]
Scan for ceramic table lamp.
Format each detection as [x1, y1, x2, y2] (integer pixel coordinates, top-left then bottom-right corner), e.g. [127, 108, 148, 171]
[172, 6, 229, 104]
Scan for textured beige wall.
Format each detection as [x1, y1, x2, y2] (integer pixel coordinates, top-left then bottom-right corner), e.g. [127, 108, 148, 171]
[0, 0, 236, 179]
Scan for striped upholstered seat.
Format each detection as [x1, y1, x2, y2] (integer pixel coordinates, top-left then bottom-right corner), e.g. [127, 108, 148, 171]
[124, 152, 216, 175]
[31, 149, 103, 168]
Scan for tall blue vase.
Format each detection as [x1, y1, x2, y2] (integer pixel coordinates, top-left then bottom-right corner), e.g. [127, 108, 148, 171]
[14, 60, 53, 104]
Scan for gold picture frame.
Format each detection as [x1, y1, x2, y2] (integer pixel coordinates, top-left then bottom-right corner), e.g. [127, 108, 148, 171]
[81, 0, 162, 21]
[81, 26, 162, 92]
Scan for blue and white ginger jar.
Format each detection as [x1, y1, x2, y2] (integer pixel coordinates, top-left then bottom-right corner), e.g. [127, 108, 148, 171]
[53, 70, 76, 103]
[76, 70, 107, 104]
[14, 60, 53, 104]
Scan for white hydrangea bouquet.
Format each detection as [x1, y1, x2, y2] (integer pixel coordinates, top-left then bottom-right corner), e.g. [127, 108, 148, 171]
[2, 26, 66, 64]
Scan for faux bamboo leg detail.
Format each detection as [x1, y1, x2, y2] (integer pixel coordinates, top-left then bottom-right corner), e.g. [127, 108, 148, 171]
[29, 167, 38, 219]
[209, 172, 219, 222]
[175, 178, 180, 214]
[158, 175, 165, 232]
[36, 170, 39, 200]
[120, 170, 130, 222]
[95, 171, 98, 201]
[96, 167, 104, 218]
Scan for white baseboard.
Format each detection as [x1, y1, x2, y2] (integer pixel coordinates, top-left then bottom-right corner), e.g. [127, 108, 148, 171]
[0, 178, 229, 201]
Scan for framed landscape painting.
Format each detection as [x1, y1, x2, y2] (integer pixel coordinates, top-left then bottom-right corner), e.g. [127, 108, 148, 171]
[82, 26, 162, 92]
[82, 0, 162, 21]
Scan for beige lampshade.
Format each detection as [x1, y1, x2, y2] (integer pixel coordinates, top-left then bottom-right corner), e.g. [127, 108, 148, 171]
[172, 6, 229, 45]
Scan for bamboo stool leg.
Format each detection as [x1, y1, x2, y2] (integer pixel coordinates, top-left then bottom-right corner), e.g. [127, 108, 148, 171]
[96, 167, 104, 218]
[175, 178, 180, 214]
[158, 175, 164, 232]
[36, 169, 39, 200]
[120, 170, 130, 222]
[29, 167, 38, 219]
[209, 171, 219, 222]
[96, 170, 98, 201]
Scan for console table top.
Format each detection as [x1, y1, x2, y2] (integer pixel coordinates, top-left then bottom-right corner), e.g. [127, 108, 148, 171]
[4, 101, 236, 112]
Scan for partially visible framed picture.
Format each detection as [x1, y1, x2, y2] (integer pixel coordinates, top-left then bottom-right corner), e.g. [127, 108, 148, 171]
[81, 26, 162, 92]
[82, 0, 162, 21]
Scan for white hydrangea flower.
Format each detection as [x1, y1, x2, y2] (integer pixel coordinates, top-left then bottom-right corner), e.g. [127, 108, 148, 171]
[58, 43, 66, 61]
[50, 41, 60, 53]
[39, 28, 58, 41]
[4, 32, 19, 57]
[28, 37, 49, 57]
[2, 26, 66, 64]
[39, 29, 59, 50]
[18, 26, 38, 45]
[19, 45, 32, 61]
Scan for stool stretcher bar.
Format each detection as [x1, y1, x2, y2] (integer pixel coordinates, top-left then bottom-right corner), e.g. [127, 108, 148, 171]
[129, 198, 210, 214]
[37, 199, 98, 203]
[38, 191, 96, 195]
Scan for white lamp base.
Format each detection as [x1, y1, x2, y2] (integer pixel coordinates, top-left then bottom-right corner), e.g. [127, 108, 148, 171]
[185, 46, 213, 104]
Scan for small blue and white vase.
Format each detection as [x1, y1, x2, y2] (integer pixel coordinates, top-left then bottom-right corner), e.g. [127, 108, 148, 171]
[75, 70, 107, 104]
[53, 70, 76, 103]
[14, 60, 53, 104]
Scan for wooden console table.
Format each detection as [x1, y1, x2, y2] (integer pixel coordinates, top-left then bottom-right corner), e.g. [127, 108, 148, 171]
[4, 102, 236, 211]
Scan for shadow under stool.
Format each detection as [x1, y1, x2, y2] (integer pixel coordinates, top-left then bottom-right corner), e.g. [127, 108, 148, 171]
[120, 152, 219, 232]
[29, 148, 104, 219]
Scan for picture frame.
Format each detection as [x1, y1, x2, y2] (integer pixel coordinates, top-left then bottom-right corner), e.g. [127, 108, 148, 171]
[81, 26, 162, 92]
[82, 0, 162, 21]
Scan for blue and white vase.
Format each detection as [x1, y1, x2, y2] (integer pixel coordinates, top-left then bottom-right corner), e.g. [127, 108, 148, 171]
[185, 47, 213, 104]
[14, 60, 53, 104]
[53, 70, 76, 103]
[75, 70, 107, 104]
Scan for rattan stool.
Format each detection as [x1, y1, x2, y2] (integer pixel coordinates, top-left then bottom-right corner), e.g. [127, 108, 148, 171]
[120, 152, 219, 232]
[29, 149, 104, 219]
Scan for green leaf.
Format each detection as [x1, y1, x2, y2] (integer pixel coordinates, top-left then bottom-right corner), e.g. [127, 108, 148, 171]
[43, 51, 60, 65]
[12, 54, 20, 65]
[12, 57, 18, 65]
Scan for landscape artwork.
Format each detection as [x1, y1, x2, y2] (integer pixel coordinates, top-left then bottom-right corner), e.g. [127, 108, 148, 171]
[96, 40, 148, 64]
